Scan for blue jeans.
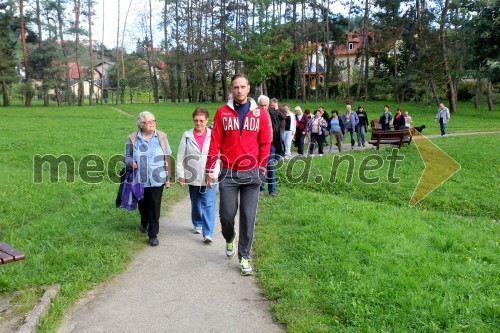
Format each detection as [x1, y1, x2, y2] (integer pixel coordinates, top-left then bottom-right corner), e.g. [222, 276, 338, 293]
[357, 125, 366, 146]
[439, 119, 447, 135]
[260, 145, 277, 194]
[188, 184, 217, 237]
[343, 127, 355, 146]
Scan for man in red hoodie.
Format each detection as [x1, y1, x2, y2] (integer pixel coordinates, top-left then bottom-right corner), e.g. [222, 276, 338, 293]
[205, 73, 271, 276]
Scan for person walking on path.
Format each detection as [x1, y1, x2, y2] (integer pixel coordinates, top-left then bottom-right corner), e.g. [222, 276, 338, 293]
[258, 95, 279, 197]
[176, 107, 219, 244]
[295, 106, 308, 157]
[356, 105, 369, 147]
[282, 104, 296, 159]
[307, 109, 328, 156]
[341, 104, 359, 150]
[379, 104, 392, 131]
[205, 73, 271, 276]
[124, 111, 172, 246]
[435, 103, 451, 136]
[329, 109, 344, 153]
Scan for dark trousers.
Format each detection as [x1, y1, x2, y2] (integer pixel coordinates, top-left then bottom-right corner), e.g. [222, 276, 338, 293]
[295, 131, 306, 155]
[138, 185, 164, 239]
[309, 133, 324, 155]
[260, 145, 277, 194]
[219, 168, 262, 260]
[439, 118, 447, 135]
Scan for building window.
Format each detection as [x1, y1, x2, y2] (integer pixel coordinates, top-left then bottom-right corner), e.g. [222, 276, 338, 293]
[348, 43, 354, 50]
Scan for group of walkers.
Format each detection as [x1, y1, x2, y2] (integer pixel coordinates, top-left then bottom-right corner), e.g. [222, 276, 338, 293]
[121, 72, 450, 277]
[259, 102, 372, 157]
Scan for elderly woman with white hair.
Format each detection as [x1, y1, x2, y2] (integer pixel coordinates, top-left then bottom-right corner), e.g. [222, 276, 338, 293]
[124, 111, 172, 246]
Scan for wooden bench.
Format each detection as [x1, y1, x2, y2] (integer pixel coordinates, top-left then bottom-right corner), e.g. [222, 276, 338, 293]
[0, 242, 26, 265]
[368, 129, 412, 150]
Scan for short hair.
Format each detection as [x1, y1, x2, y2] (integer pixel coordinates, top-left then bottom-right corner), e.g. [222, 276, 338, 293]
[270, 98, 279, 105]
[257, 95, 269, 105]
[318, 105, 324, 109]
[192, 107, 209, 119]
[332, 109, 339, 116]
[231, 73, 249, 85]
[384, 104, 390, 109]
[314, 109, 321, 115]
[396, 107, 402, 112]
[283, 103, 290, 108]
[137, 111, 155, 129]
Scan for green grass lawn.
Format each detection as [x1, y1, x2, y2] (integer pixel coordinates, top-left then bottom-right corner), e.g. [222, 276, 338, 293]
[0, 100, 498, 332]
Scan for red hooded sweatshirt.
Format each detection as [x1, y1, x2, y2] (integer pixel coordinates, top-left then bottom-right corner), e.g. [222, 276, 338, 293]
[206, 98, 271, 174]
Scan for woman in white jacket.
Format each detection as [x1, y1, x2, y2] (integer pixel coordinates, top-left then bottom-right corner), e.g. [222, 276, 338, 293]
[176, 108, 220, 243]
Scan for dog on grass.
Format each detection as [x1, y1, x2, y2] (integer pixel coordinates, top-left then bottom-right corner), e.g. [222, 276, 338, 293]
[413, 125, 426, 134]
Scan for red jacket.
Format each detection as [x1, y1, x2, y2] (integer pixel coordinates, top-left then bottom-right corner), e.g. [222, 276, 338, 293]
[206, 99, 272, 173]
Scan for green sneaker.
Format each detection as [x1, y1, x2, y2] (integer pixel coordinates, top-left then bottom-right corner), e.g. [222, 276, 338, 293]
[225, 240, 235, 258]
[239, 258, 253, 276]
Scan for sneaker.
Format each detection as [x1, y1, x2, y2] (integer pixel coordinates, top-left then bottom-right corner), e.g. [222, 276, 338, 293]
[226, 239, 236, 258]
[149, 237, 159, 246]
[203, 236, 213, 244]
[319, 154, 324, 156]
[239, 258, 253, 276]
[193, 226, 202, 234]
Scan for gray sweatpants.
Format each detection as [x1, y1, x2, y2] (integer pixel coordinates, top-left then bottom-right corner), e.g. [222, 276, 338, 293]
[218, 168, 262, 260]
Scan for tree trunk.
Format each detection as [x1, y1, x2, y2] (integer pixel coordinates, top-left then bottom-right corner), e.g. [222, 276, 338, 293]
[149, 0, 159, 103]
[439, 0, 456, 113]
[88, 0, 94, 106]
[356, 0, 369, 100]
[393, 42, 398, 104]
[100, 0, 105, 104]
[364, 48, 369, 101]
[74, 0, 84, 106]
[473, 78, 480, 109]
[487, 80, 493, 111]
[115, 0, 120, 105]
[323, 0, 330, 102]
[20, 0, 31, 106]
[36, 0, 42, 45]
[345, 1, 352, 102]
[57, 0, 71, 105]
[293, 1, 298, 101]
[2, 80, 9, 106]
[430, 81, 440, 106]
[301, 0, 306, 102]
[220, 0, 228, 101]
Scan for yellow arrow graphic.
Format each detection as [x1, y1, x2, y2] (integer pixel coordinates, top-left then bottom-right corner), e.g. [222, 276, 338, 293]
[410, 131, 461, 207]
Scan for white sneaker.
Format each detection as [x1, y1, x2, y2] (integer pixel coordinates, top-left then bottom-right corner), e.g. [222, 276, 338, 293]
[239, 258, 253, 276]
[193, 227, 202, 234]
[203, 236, 213, 244]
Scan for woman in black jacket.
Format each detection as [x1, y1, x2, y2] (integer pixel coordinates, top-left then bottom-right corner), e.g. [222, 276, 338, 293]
[393, 108, 406, 130]
[356, 105, 369, 147]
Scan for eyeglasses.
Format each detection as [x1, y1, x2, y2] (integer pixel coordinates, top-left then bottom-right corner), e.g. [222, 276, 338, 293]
[141, 120, 156, 125]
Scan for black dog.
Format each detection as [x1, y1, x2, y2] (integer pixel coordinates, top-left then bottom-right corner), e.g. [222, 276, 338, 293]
[413, 125, 426, 133]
